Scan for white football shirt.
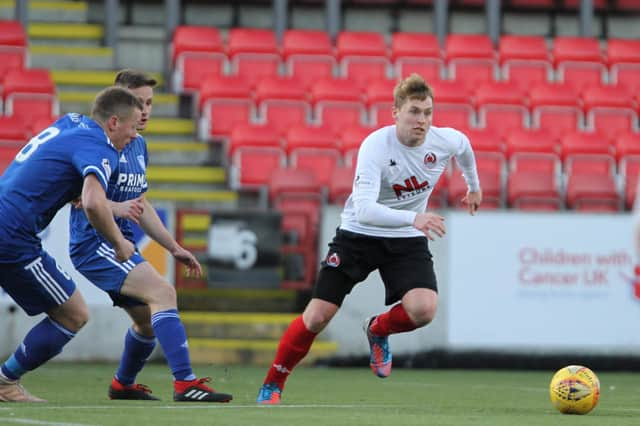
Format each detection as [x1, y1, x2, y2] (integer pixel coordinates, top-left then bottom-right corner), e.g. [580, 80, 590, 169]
[340, 125, 480, 238]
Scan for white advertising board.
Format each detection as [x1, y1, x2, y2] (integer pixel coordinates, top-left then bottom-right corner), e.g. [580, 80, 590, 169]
[447, 211, 640, 353]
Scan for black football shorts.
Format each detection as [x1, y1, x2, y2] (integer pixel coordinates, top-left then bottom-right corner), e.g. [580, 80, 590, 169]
[312, 228, 437, 306]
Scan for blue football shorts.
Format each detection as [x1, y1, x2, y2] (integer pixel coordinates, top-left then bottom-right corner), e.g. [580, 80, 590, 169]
[0, 249, 77, 316]
[71, 240, 147, 307]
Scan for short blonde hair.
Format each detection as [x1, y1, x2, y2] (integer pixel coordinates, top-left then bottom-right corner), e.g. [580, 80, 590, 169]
[393, 73, 434, 109]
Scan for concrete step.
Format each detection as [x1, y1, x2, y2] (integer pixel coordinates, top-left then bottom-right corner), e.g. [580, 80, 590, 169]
[181, 312, 298, 339]
[178, 288, 299, 313]
[145, 117, 194, 137]
[147, 140, 209, 166]
[58, 90, 176, 116]
[145, 188, 237, 205]
[188, 337, 337, 366]
[146, 166, 226, 185]
[0, 0, 88, 22]
[51, 69, 165, 88]
[28, 22, 102, 42]
[30, 45, 113, 70]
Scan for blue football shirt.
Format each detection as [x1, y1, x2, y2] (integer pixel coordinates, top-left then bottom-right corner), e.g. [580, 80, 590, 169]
[69, 134, 148, 254]
[0, 113, 119, 263]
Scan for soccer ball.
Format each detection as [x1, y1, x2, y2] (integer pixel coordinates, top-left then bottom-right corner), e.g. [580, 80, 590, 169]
[549, 365, 600, 415]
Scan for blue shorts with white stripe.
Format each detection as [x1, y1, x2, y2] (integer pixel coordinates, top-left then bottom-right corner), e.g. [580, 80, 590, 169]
[0, 250, 76, 315]
[71, 240, 147, 307]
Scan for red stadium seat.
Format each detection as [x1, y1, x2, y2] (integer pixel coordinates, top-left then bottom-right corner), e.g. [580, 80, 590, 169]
[505, 128, 559, 161]
[255, 76, 310, 136]
[197, 75, 254, 141]
[0, 20, 27, 98]
[0, 144, 20, 175]
[430, 79, 474, 128]
[3, 69, 58, 123]
[171, 26, 225, 93]
[529, 82, 582, 140]
[268, 168, 323, 204]
[607, 38, 640, 91]
[560, 130, 614, 163]
[474, 81, 528, 135]
[616, 131, 640, 164]
[508, 154, 562, 211]
[429, 171, 448, 209]
[448, 151, 503, 209]
[311, 78, 366, 135]
[329, 165, 356, 205]
[0, 20, 27, 47]
[445, 34, 497, 89]
[581, 85, 636, 134]
[283, 29, 335, 90]
[553, 36, 606, 92]
[366, 78, 396, 127]
[228, 28, 280, 89]
[0, 114, 30, 145]
[228, 123, 282, 159]
[620, 156, 640, 210]
[565, 156, 619, 212]
[339, 124, 375, 166]
[231, 146, 286, 189]
[336, 31, 390, 89]
[463, 127, 504, 156]
[286, 124, 341, 188]
[499, 35, 551, 90]
[391, 32, 443, 81]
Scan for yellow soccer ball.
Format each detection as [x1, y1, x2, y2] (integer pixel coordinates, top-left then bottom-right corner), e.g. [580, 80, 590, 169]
[549, 365, 600, 415]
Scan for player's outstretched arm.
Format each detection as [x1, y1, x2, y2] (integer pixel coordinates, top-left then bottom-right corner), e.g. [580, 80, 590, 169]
[138, 197, 202, 277]
[82, 174, 135, 262]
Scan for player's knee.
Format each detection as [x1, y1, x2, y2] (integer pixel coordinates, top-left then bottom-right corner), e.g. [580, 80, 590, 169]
[407, 303, 437, 327]
[65, 307, 89, 332]
[302, 309, 335, 333]
[153, 281, 177, 306]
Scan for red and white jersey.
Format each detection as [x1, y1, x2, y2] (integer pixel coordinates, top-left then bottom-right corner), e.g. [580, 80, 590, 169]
[340, 125, 480, 238]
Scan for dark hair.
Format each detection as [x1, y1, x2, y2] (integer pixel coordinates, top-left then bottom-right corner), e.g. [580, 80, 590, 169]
[114, 69, 157, 89]
[91, 86, 144, 123]
[393, 73, 434, 109]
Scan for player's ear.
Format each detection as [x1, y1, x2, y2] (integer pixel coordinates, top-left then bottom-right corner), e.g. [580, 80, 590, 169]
[107, 115, 119, 130]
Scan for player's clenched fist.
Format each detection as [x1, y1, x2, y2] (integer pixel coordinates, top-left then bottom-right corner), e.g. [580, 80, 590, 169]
[413, 212, 446, 240]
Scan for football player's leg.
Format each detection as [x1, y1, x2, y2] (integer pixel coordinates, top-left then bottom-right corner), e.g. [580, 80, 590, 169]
[257, 302, 332, 405]
[1, 254, 87, 402]
[121, 262, 231, 402]
[109, 304, 159, 400]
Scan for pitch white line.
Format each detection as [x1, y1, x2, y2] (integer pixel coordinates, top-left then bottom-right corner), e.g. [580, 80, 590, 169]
[26, 403, 398, 410]
[0, 418, 95, 426]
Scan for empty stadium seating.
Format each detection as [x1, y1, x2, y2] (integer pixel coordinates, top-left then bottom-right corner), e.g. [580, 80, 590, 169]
[553, 37, 606, 92]
[336, 31, 390, 89]
[228, 28, 280, 89]
[283, 29, 336, 90]
[445, 34, 497, 89]
[171, 26, 225, 93]
[197, 75, 253, 141]
[391, 32, 443, 81]
[499, 35, 551, 90]
[3, 69, 58, 126]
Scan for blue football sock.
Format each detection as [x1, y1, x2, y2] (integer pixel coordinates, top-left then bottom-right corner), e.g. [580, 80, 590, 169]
[114, 327, 156, 386]
[151, 309, 195, 381]
[1, 317, 74, 380]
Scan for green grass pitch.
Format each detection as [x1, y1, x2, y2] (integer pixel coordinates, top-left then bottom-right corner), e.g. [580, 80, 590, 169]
[0, 363, 638, 425]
